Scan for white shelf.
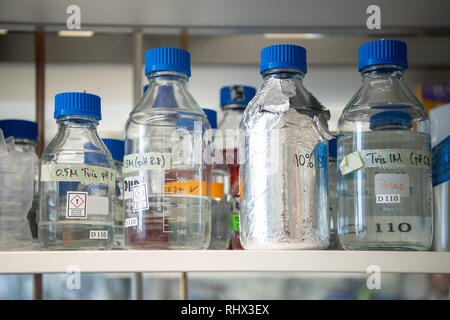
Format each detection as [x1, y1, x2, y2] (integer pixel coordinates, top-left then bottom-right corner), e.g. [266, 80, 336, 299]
[0, 250, 449, 274]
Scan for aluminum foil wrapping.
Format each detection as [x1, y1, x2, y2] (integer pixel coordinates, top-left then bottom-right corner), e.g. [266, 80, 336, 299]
[239, 78, 332, 249]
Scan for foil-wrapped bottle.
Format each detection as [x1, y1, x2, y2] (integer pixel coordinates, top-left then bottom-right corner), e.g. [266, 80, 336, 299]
[239, 44, 331, 250]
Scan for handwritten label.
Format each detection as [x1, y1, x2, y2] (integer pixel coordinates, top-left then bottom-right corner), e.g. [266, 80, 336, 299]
[123, 153, 170, 173]
[164, 181, 208, 197]
[41, 164, 115, 188]
[340, 149, 431, 175]
[375, 173, 409, 197]
[294, 153, 315, 168]
[361, 149, 431, 169]
[294, 143, 327, 170]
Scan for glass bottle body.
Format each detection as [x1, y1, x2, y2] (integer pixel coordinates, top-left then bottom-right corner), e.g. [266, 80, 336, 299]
[239, 69, 330, 250]
[337, 65, 433, 250]
[328, 154, 339, 249]
[209, 165, 231, 249]
[15, 138, 39, 240]
[38, 116, 115, 250]
[112, 159, 125, 249]
[124, 71, 211, 250]
[218, 106, 245, 249]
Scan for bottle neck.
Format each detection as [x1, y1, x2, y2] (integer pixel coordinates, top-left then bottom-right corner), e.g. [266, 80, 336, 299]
[262, 68, 305, 81]
[223, 104, 246, 111]
[14, 138, 37, 154]
[360, 64, 405, 82]
[56, 115, 99, 130]
[146, 70, 189, 87]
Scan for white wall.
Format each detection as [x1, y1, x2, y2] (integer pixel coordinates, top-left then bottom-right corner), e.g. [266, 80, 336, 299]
[0, 62, 449, 146]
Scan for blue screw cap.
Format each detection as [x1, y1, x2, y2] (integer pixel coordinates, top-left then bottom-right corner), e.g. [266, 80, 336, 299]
[203, 109, 217, 129]
[220, 85, 256, 108]
[359, 40, 408, 71]
[260, 44, 307, 74]
[0, 119, 38, 142]
[145, 47, 191, 77]
[54, 92, 101, 120]
[102, 138, 124, 162]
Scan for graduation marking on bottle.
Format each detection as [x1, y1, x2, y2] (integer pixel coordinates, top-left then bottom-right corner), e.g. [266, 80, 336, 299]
[164, 181, 208, 197]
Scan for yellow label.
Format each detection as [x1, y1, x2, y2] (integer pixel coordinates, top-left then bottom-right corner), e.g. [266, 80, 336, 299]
[164, 181, 223, 198]
[239, 181, 243, 201]
[41, 164, 115, 188]
[210, 182, 224, 199]
[164, 181, 208, 196]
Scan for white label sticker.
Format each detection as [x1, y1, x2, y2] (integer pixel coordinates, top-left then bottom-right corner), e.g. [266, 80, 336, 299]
[87, 196, 109, 215]
[376, 194, 401, 204]
[132, 183, 149, 212]
[89, 230, 108, 239]
[66, 192, 87, 219]
[375, 173, 410, 197]
[123, 153, 171, 173]
[340, 151, 364, 175]
[125, 217, 138, 228]
[124, 176, 143, 200]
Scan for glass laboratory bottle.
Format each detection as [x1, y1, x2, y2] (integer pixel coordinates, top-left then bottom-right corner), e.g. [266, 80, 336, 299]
[337, 40, 432, 250]
[0, 119, 39, 240]
[38, 92, 115, 250]
[102, 138, 125, 249]
[328, 134, 340, 249]
[204, 108, 232, 249]
[218, 85, 256, 250]
[124, 47, 211, 250]
[240, 44, 330, 250]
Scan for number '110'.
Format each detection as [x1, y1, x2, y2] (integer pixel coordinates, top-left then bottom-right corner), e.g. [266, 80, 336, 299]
[376, 222, 412, 233]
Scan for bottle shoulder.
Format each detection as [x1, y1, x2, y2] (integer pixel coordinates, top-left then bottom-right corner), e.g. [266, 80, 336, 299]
[338, 81, 430, 134]
[41, 128, 114, 167]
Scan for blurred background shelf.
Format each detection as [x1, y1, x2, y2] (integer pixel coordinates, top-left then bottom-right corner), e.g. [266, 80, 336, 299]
[0, 250, 449, 274]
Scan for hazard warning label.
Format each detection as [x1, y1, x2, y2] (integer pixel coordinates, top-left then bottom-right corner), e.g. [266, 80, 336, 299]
[66, 191, 88, 219]
[132, 183, 149, 212]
